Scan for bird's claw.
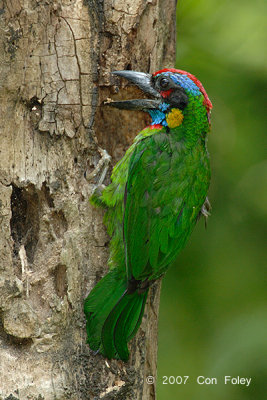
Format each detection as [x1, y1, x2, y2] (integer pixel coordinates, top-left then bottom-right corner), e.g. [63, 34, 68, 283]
[85, 148, 111, 188]
[199, 197, 211, 228]
[201, 197, 211, 218]
[91, 184, 106, 198]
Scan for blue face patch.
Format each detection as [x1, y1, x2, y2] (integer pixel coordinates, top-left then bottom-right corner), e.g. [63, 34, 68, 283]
[159, 103, 170, 112]
[148, 109, 168, 126]
[162, 72, 201, 96]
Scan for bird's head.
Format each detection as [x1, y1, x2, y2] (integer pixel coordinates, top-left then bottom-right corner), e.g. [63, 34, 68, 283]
[109, 68, 212, 129]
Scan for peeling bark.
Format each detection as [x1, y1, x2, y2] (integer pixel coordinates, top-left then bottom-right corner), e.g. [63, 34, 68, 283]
[0, 1, 176, 399]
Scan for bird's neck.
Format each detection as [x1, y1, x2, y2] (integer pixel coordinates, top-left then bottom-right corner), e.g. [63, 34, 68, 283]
[148, 102, 210, 142]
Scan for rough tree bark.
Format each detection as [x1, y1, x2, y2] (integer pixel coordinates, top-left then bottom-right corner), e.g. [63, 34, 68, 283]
[0, 1, 176, 399]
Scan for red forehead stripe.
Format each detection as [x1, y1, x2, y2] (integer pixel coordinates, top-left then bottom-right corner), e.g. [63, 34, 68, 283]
[153, 68, 213, 113]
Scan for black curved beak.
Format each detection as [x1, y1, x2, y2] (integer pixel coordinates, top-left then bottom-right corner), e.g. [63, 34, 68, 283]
[108, 70, 161, 111]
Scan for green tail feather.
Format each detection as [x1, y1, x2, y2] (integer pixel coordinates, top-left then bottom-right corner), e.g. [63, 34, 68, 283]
[84, 269, 148, 361]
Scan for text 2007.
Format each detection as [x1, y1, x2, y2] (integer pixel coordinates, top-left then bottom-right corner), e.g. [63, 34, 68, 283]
[162, 376, 189, 384]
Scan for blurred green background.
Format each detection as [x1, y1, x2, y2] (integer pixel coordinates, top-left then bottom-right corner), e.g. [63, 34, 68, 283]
[157, 1, 267, 399]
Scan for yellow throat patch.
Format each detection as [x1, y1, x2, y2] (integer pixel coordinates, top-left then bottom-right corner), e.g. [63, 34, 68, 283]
[166, 108, 184, 128]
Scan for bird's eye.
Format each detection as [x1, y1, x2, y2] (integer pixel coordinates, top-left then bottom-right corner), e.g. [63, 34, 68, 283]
[159, 77, 170, 89]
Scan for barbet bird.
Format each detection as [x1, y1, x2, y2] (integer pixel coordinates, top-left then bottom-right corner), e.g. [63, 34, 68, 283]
[84, 68, 213, 361]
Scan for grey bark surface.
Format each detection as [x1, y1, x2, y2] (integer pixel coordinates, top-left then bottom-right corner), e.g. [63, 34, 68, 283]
[0, 1, 176, 399]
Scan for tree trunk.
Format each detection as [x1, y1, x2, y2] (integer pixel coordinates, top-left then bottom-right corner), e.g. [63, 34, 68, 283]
[0, 1, 176, 399]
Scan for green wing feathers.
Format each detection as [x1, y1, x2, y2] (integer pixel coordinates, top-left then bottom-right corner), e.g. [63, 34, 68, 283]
[124, 132, 210, 281]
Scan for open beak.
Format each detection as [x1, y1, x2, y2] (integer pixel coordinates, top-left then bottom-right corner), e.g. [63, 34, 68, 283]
[107, 70, 161, 111]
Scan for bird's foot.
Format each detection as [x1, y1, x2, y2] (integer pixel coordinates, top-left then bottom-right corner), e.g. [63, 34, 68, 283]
[199, 197, 211, 227]
[85, 147, 111, 188]
[90, 183, 106, 201]
[85, 147, 111, 208]
[201, 197, 211, 218]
